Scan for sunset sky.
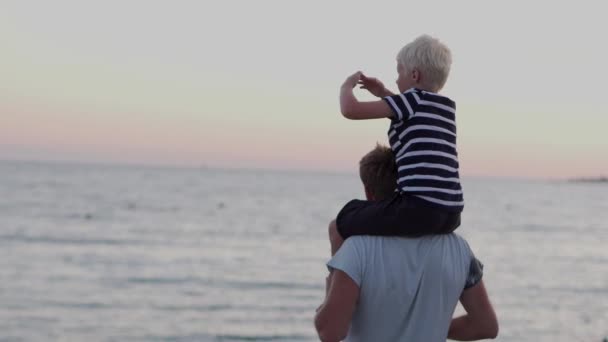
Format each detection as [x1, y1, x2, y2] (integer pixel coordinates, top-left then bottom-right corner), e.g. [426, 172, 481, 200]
[1, 0, 607, 179]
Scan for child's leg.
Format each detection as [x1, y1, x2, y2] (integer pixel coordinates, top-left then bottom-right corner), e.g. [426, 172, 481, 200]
[328, 219, 344, 256]
[336, 194, 413, 239]
[336, 193, 460, 239]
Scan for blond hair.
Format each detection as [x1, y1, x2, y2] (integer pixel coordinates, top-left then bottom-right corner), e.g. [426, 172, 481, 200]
[397, 34, 452, 91]
[359, 144, 398, 200]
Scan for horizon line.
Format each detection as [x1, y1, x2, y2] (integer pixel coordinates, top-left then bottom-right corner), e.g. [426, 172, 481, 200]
[0, 157, 586, 182]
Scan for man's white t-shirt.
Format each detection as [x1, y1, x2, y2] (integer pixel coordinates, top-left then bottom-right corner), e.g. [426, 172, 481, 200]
[327, 234, 480, 342]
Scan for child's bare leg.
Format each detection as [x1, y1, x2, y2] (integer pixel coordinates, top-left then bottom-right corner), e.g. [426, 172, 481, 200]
[328, 219, 344, 256]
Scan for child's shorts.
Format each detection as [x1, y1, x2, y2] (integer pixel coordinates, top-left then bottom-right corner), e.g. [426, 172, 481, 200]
[336, 192, 461, 239]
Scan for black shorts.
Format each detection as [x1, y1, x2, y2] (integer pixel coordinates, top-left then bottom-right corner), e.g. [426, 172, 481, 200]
[336, 193, 461, 239]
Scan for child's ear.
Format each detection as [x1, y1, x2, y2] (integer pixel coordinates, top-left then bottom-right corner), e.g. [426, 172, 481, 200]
[412, 69, 420, 82]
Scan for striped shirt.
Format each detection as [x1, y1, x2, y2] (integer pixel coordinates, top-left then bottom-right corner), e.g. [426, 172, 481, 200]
[383, 88, 464, 212]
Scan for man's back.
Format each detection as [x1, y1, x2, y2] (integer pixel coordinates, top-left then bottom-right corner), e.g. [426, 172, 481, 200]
[327, 234, 473, 342]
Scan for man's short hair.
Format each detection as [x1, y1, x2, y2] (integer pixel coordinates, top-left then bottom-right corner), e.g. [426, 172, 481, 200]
[359, 144, 398, 200]
[397, 34, 452, 91]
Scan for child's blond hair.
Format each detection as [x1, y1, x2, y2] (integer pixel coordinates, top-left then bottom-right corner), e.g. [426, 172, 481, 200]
[397, 35, 452, 91]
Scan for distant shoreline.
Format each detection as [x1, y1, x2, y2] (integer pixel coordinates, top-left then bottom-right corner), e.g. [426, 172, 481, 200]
[568, 176, 608, 183]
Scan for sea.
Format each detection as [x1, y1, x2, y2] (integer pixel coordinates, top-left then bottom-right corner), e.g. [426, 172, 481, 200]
[1, 161, 606, 342]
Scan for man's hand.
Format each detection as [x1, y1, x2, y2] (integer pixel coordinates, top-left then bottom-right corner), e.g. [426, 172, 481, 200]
[448, 280, 498, 340]
[342, 71, 363, 89]
[358, 74, 391, 98]
[314, 270, 359, 342]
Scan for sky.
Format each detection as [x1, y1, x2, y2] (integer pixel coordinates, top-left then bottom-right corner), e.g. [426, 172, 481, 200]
[1, 0, 607, 179]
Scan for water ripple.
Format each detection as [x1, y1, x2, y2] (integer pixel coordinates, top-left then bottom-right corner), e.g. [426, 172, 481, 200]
[216, 334, 310, 341]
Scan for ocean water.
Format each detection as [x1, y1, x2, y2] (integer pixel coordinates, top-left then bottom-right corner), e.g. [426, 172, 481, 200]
[1, 161, 606, 342]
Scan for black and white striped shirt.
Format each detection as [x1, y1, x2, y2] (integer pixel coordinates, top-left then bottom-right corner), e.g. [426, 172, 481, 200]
[383, 88, 464, 212]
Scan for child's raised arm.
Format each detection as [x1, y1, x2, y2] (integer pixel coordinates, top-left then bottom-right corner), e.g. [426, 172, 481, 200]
[359, 74, 394, 98]
[340, 71, 393, 120]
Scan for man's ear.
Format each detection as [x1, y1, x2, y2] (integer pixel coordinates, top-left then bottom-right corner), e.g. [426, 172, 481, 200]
[364, 186, 375, 201]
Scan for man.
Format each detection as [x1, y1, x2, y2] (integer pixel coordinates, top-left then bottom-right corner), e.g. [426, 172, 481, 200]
[314, 144, 498, 341]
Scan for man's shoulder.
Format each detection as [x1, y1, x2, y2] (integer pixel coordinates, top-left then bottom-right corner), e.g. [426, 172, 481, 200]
[338, 236, 402, 256]
[346, 234, 468, 244]
[431, 233, 472, 253]
[341, 235, 403, 248]
[450, 232, 472, 248]
[446, 232, 467, 242]
[344, 234, 470, 256]
[338, 235, 375, 253]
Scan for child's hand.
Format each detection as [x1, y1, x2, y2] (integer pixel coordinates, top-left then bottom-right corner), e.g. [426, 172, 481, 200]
[358, 74, 388, 98]
[342, 71, 363, 89]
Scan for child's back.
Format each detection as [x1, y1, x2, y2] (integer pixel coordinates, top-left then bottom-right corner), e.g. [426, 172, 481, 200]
[384, 87, 463, 211]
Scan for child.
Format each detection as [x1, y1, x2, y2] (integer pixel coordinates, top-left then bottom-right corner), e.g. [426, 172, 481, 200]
[330, 34, 463, 254]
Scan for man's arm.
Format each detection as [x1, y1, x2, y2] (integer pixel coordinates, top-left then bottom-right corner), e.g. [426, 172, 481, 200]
[448, 280, 499, 340]
[314, 270, 360, 342]
[340, 71, 393, 120]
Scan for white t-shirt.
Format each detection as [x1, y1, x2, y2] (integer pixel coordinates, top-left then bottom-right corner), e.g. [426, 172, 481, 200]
[327, 234, 480, 342]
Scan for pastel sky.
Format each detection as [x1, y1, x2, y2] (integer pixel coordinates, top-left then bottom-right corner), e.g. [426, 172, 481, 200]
[1, 0, 607, 179]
